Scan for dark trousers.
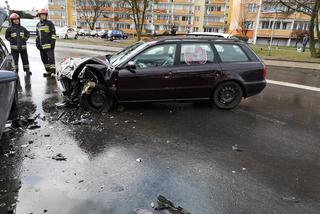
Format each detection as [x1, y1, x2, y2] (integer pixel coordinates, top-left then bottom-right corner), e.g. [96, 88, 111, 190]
[40, 48, 56, 73]
[12, 50, 29, 72]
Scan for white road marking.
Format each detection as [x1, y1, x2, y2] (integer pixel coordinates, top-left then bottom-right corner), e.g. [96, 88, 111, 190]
[267, 80, 320, 92]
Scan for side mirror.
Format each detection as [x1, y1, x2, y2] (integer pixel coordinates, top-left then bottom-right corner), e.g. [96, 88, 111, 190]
[126, 61, 136, 72]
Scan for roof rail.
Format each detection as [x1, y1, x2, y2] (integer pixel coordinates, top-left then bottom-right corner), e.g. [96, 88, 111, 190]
[141, 33, 242, 42]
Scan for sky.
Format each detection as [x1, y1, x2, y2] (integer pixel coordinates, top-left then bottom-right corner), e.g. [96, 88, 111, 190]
[0, 0, 47, 11]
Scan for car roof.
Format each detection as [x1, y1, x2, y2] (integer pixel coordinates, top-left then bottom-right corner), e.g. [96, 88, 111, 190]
[142, 35, 242, 44]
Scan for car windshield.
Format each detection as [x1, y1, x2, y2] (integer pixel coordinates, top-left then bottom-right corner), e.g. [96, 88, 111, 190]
[109, 41, 153, 67]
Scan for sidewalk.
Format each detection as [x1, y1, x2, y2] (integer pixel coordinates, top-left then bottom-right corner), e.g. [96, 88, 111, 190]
[28, 38, 123, 53]
[263, 59, 320, 70]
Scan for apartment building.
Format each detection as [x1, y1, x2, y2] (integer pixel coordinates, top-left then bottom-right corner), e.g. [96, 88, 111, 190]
[229, 0, 313, 46]
[48, 0, 232, 34]
[48, 0, 77, 27]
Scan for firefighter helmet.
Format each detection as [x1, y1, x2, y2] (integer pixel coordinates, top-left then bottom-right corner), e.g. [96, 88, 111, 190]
[37, 8, 48, 16]
[9, 13, 20, 20]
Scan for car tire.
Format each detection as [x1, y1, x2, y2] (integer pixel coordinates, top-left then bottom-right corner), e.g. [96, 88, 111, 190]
[80, 88, 114, 112]
[212, 81, 243, 110]
[75, 34, 78, 40]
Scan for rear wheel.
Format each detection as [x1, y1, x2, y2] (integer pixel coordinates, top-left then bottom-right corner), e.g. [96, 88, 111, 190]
[80, 88, 113, 112]
[212, 81, 243, 109]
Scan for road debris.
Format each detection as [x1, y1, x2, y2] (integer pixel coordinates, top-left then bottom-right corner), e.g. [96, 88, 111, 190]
[232, 144, 242, 152]
[25, 153, 36, 159]
[71, 118, 90, 125]
[134, 195, 190, 214]
[52, 153, 67, 161]
[281, 196, 299, 203]
[28, 125, 41, 130]
[136, 158, 143, 163]
[21, 144, 29, 148]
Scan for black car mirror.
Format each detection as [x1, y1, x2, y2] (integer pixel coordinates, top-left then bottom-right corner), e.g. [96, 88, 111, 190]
[126, 61, 136, 73]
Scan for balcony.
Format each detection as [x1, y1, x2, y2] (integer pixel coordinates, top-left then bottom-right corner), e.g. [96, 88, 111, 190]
[174, 0, 194, 4]
[50, 15, 64, 20]
[257, 29, 293, 38]
[48, 5, 65, 10]
[117, 18, 132, 23]
[174, 20, 190, 26]
[157, 0, 170, 3]
[205, 0, 226, 5]
[154, 19, 169, 25]
[174, 9, 193, 15]
[206, 11, 224, 16]
[97, 17, 114, 21]
[114, 7, 131, 12]
[153, 8, 169, 14]
[204, 22, 224, 27]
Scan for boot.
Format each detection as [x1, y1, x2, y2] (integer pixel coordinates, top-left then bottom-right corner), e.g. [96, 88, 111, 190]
[25, 69, 32, 76]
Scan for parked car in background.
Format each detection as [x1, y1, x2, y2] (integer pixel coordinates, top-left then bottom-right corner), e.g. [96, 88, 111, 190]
[101, 30, 128, 40]
[90, 30, 98, 37]
[57, 27, 78, 39]
[0, 7, 18, 140]
[78, 29, 90, 36]
[57, 35, 266, 112]
[97, 30, 106, 38]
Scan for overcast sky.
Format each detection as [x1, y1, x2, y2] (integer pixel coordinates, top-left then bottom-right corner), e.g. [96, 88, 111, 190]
[0, 0, 47, 11]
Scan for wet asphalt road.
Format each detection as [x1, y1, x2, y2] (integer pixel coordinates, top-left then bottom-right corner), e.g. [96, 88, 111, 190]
[0, 43, 320, 214]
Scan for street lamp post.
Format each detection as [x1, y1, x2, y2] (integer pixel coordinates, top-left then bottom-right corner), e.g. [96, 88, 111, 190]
[253, 0, 263, 45]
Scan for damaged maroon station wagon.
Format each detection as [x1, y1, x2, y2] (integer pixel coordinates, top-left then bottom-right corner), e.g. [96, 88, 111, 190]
[57, 35, 267, 112]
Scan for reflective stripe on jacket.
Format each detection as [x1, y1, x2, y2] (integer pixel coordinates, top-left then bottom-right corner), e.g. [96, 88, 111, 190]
[36, 20, 56, 50]
[5, 24, 30, 51]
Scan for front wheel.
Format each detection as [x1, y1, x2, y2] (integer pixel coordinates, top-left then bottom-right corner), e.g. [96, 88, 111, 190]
[80, 88, 114, 112]
[212, 81, 243, 110]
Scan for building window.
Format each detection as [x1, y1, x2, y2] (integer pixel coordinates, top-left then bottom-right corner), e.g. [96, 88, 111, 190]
[248, 3, 257, 13]
[261, 21, 269, 29]
[195, 6, 201, 11]
[194, 16, 200, 22]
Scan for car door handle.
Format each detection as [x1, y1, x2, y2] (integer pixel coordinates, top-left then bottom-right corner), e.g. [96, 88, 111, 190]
[163, 71, 173, 79]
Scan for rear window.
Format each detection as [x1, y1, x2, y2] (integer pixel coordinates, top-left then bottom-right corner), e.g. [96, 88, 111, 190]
[180, 43, 215, 65]
[214, 44, 249, 62]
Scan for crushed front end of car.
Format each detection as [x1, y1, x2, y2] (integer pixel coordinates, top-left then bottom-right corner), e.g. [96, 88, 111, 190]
[57, 56, 117, 112]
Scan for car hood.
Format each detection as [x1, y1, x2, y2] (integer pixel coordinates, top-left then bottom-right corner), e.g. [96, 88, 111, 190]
[57, 55, 113, 80]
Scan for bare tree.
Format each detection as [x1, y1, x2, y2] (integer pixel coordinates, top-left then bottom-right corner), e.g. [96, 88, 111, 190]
[237, 1, 252, 37]
[122, 0, 152, 40]
[77, 0, 107, 30]
[278, 0, 320, 57]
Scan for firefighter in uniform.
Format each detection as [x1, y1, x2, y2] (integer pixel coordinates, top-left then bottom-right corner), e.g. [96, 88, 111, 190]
[5, 13, 30, 75]
[36, 8, 57, 77]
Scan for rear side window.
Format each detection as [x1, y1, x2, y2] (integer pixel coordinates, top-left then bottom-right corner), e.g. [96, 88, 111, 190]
[214, 44, 249, 62]
[180, 43, 215, 65]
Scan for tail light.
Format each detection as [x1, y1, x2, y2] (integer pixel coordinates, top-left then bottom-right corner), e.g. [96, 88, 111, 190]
[262, 64, 267, 80]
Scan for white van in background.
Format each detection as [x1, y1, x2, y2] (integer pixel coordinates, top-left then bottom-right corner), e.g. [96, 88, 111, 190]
[20, 19, 38, 35]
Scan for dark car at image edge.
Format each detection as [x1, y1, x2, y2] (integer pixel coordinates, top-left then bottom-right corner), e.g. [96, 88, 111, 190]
[57, 35, 267, 112]
[0, 7, 18, 140]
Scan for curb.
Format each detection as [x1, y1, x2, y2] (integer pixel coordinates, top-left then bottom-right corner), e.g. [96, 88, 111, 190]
[262, 58, 320, 65]
[27, 40, 121, 53]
